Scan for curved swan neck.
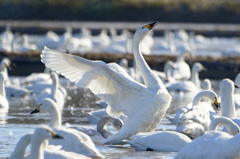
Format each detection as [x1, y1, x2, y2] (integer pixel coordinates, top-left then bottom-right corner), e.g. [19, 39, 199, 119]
[192, 91, 214, 106]
[48, 103, 61, 128]
[9, 133, 32, 159]
[132, 34, 161, 90]
[220, 80, 236, 118]
[209, 117, 238, 135]
[30, 136, 44, 159]
[97, 116, 116, 139]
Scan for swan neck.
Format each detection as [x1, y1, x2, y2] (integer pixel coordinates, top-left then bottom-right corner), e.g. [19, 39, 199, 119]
[132, 35, 161, 90]
[209, 118, 237, 135]
[9, 134, 31, 159]
[30, 137, 44, 159]
[52, 75, 58, 96]
[220, 85, 236, 118]
[49, 104, 61, 128]
[0, 77, 5, 98]
[97, 116, 114, 139]
[191, 68, 200, 88]
[192, 91, 213, 106]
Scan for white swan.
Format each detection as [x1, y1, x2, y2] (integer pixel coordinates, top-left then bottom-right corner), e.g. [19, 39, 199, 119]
[29, 72, 66, 110]
[0, 72, 9, 110]
[125, 131, 191, 152]
[209, 116, 240, 135]
[171, 50, 192, 81]
[30, 98, 103, 157]
[175, 117, 240, 159]
[41, 21, 172, 144]
[0, 58, 31, 98]
[176, 90, 219, 139]
[219, 78, 240, 129]
[234, 73, 240, 109]
[165, 62, 203, 114]
[9, 125, 90, 159]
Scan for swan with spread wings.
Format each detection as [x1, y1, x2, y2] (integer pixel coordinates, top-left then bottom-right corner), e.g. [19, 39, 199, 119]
[41, 21, 171, 144]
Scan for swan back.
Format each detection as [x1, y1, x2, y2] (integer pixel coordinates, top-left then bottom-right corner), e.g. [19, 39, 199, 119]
[209, 117, 240, 135]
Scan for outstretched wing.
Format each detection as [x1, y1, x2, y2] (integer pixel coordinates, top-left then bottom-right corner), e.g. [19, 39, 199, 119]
[41, 47, 147, 116]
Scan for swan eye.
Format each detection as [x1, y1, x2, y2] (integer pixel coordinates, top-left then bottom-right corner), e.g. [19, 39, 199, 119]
[142, 27, 144, 29]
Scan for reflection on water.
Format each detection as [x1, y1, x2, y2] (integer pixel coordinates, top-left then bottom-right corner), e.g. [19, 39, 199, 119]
[0, 77, 221, 158]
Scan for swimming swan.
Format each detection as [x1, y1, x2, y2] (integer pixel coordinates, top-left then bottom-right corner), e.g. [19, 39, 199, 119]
[30, 98, 103, 157]
[175, 117, 240, 159]
[41, 21, 172, 144]
[125, 131, 191, 152]
[9, 125, 90, 159]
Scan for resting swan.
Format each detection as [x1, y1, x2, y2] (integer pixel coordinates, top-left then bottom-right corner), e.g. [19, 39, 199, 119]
[30, 98, 103, 157]
[126, 131, 191, 152]
[9, 125, 90, 159]
[41, 21, 172, 144]
[176, 90, 219, 139]
[175, 117, 240, 159]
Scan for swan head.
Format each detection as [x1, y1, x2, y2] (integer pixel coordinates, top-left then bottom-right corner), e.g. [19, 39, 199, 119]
[30, 98, 55, 114]
[1, 57, 11, 68]
[192, 62, 205, 72]
[112, 118, 123, 131]
[134, 21, 158, 41]
[33, 125, 63, 141]
[220, 79, 235, 95]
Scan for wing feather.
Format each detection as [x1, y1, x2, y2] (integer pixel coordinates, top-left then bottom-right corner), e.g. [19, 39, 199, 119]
[41, 47, 147, 116]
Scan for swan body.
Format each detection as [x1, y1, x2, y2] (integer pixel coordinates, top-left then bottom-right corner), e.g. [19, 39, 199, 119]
[41, 21, 171, 144]
[176, 90, 219, 139]
[175, 117, 240, 159]
[30, 98, 104, 157]
[126, 131, 191, 152]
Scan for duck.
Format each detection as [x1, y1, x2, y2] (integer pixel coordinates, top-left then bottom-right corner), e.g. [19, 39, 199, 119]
[175, 117, 240, 159]
[41, 21, 172, 144]
[125, 130, 191, 152]
[175, 90, 219, 139]
[9, 125, 90, 159]
[30, 98, 104, 157]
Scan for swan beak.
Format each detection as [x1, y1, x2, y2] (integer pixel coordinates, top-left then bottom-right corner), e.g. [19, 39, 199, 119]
[144, 21, 158, 30]
[213, 97, 220, 110]
[30, 104, 42, 114]
[50, 131, 64, 139]
[235, 84, 240, 88]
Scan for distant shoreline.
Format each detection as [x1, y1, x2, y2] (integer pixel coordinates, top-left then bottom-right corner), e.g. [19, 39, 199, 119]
[2, 51, 240, 79]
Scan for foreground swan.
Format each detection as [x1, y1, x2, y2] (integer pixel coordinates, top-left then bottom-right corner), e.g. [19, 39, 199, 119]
[9, 125, 90, 159]
[126, 131, 191, 152]
[175, 117, 240, 159]
[30, 98, 103, 157]
[41, 21, 171, 144]
[175, 90, 219, 139]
